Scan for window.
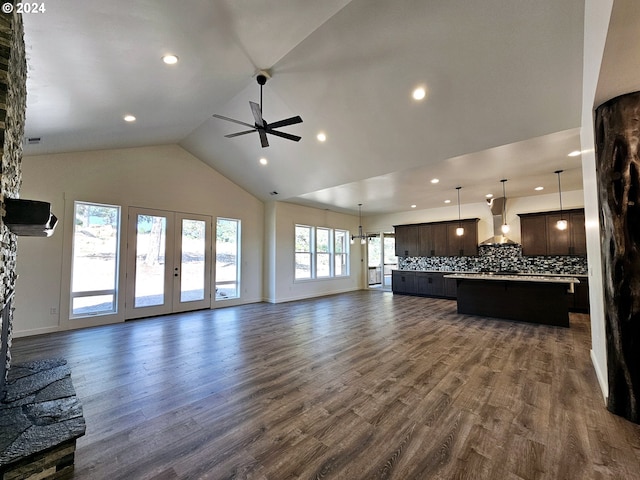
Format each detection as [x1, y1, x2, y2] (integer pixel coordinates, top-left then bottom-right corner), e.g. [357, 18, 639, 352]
[295, 225, 350, 280]
[316, 227, 331, 278]
[71, 201, 121, 317]
[334, 229, 349, 276]
[295, 225, 312, 279]
[215, 218, 240, 300]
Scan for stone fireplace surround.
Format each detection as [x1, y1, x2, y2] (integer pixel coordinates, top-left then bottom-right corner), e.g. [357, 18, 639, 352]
[0, 4, 85, 479]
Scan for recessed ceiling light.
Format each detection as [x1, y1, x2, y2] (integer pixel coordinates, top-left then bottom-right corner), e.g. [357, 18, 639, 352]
[259, 157, 268, 165]
[485, 193, 493, 198]
[444, 199, 451, 204]
[412, 86, 427, 101]
[411, 204, 417, 208]
[568, 150, 581, 157]
[162, 54, 179, 65]
[535, 186, 544, 191]
[317, 132, 326, 142]
[430, 178, 439, 184]
[123, 115, 136, 122]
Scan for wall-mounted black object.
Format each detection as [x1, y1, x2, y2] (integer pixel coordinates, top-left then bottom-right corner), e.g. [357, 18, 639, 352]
[3, 198, 57, 237]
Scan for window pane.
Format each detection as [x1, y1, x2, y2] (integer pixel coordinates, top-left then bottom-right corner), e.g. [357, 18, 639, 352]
[335, 253, 347, 276]
[216, 218, 240, 300]
[71, 202, 120, 317]
[134, 215, 167, 307]
[317, 253, 331, 277]
[295, 253, 311, 279]
[335, 230, 347, 254]
[295, 226, 311, 252]
[181, 219, 206, 302]
[72, 295, 115, 316]
[317, 228, 330, 253]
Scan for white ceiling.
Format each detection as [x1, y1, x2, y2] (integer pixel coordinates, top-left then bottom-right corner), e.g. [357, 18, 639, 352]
[22, 0, 591, 215]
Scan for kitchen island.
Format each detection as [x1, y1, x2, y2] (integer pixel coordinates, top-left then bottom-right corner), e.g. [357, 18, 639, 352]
[444, 273, 580, 327]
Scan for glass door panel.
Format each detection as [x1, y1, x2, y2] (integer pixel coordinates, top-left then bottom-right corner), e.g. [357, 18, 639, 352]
[174, 213, 211, 312]
[180, 219, 205, 302]
[383, 233, 397, 288]
[126, 208, 212, 319]
[134, 215, 167, 308]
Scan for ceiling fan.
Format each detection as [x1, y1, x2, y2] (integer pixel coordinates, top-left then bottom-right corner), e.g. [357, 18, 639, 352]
[212, 72, 303, 148]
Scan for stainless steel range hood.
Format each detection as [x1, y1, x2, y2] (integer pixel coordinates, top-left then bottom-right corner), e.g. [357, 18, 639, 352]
[479, 197, 518, 246]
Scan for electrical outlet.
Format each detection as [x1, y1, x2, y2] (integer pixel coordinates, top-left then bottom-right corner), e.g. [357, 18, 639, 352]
[50, 307, 58, 315]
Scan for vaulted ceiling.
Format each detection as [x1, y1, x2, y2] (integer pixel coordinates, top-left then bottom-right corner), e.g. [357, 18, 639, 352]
[23, 0, 590, 215]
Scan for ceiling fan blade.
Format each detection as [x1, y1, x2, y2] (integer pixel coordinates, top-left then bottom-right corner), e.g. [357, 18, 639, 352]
[224, 129, 256, 138]
[258, 128, 269, 148]
[267, 115, 303, 129]
[267, 129, 302, 142]
[212, 114, 255, 129]
[249, 101, 264, 128]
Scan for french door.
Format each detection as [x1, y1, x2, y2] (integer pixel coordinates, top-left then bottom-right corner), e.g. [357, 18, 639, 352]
[125, 207, 212, 319]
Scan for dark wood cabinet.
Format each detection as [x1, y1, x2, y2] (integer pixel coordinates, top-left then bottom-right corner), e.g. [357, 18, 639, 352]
[394, 225, 420, 257]
[546, 213, 571, 255]
[416, 272, 444, 296]
[392, 270, 417, 294]
[519, 209, 586, 256]
[446, 219, 479, 256]
[418, 223, 448, 256]
[395, 219, 478, 258]
[443, 276, 457, 298]
[520, 215, 547, 255]
[570, 211, 587, 255]
[570, 276, 590, 312]
[392, 271, 455, 298]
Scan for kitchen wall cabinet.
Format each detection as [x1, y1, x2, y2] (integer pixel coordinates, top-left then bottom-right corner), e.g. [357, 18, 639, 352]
[418, 223, 448, 256]
[519, 209, 586, 256]
[446, 220, 479, 256]
[394, 225, 420, 257]
[395, 219, 478, 257]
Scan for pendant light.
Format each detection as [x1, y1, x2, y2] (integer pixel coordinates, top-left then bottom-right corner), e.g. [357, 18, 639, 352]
[555, 170, 568, 230]
[455, 187, 464, 236]
[500, 179, 510, 234]
[351, 203, 367, 244]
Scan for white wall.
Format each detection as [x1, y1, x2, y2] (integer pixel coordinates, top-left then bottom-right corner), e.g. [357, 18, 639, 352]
[14, 144, 264, 336]
[581, 0, 615, 401]
[364, 190, 585, 243]
[266, 201, 363, 303]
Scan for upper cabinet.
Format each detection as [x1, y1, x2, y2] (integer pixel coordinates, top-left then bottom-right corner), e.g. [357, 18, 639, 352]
[519, 209, 586, 256]
[394, 224, 420, 257]
[445, 219, 479, 256]
[395, 219, 478, 257]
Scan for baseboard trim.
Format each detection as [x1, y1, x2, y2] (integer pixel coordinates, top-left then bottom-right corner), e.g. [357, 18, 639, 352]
[591, 349, 608, 403]
[12, 325, 60, 338]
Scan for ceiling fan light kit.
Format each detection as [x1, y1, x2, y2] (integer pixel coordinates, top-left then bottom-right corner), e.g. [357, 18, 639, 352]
[212, 72, 303, 148]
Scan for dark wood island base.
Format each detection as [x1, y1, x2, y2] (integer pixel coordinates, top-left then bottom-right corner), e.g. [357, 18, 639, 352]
[446, 274, 580, 327]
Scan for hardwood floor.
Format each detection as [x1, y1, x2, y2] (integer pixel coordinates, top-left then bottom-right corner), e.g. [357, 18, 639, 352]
[10, 291, 640, 479]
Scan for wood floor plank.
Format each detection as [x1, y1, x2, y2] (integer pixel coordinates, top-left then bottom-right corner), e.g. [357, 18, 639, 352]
[8, 291, 640, 479]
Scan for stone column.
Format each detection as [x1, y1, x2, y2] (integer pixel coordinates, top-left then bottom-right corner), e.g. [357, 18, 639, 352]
[594, 91, 640, 423]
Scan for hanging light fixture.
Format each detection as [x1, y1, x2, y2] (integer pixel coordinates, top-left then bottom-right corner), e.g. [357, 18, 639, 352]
[555, 170, 568, 230]
[455, 187, 464, 236]
[500, 179, 510, 234]
[351, 203, 367, 244]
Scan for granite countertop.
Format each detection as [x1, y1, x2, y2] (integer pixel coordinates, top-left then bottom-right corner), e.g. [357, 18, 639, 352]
[393, 269, 587, 278]
[443, 273, 581, 284]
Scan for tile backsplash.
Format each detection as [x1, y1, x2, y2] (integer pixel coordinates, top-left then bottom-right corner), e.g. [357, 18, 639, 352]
[398, 244, 587, 275]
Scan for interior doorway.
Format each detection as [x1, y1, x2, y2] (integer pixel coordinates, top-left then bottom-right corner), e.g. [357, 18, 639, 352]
[125, 207, 212, 319]
[367, 232, 397, 290]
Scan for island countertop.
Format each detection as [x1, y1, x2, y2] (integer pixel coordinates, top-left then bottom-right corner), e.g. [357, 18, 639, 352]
[443, 273, 581, 284]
